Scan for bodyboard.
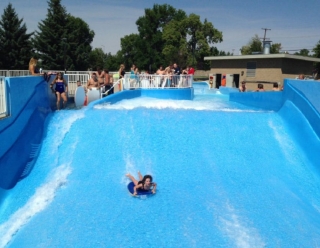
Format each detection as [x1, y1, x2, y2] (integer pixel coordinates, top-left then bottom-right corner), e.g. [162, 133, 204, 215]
[127, 182, 154, 198]
[74, 86, 85, 108]
[87, 88, 100, 103]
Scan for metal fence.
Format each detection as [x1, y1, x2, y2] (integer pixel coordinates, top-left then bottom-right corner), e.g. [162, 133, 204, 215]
[0, 76, 8, 118]
[66, 74, 90, 97]
[123, 74, 193, 89]
[0, 72, 193, 114]
[0, 70, 30, 77]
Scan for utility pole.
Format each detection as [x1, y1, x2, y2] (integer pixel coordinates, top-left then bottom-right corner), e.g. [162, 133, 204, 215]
[261, 28, 271, 42]
[260, 28, 272, 54]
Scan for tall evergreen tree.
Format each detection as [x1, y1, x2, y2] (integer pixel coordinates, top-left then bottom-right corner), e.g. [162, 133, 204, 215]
[0, 3, 33, 69]
[32, 0, 69, 70]
[33, 0, 94, 70]
[66, 15, 94, 71]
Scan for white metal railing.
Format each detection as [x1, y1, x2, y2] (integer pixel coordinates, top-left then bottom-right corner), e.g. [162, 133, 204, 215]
[123, 74, 193, 90]
[0, 70, 30, 77]
[100, 79, 122, 98]
[0, 76, 8, 118]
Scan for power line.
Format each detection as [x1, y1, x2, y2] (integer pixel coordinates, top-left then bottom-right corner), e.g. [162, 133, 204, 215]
[271, 35, 320, 39]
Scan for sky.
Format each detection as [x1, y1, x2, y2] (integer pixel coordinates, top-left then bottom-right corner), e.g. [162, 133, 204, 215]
[0, 0, 320, 56]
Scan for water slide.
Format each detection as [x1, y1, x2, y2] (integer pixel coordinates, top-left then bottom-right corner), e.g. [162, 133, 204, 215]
[1, 90, 320, 247]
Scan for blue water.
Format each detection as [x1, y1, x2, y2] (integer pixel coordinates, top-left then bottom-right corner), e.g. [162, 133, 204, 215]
[1, 93, 320, 247]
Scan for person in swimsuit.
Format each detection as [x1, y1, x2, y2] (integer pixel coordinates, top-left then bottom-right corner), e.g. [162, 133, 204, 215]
[96, 67, 105, 88]
[50, 72, 68, 110]
[29, 57, 41, 75]
[119, 64, 125, 79]
[86, 73, 99, 91]
[239, 81, 246, 92]
[126, 171, 157, 195]
[103, 69, 114, 95]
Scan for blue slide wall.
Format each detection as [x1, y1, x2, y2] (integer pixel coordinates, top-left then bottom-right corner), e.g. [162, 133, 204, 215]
[229, 79, 320, 139]
[89, 88, 194, 107]
[0, 76, 51, 189]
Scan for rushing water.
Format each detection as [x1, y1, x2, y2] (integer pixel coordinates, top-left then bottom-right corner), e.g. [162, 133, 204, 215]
[1, 93, 320, 247]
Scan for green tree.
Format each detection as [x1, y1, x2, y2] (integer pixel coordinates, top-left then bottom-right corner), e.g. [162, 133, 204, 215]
[134, 4, 187, 72]
[66, 15, 94, 71]
[294, 48, 310, 56]
[120, 34, 145, 70]
[89, 48, 105, 70]
[183, 14, 222, 69]
[123, 4, 222, 71]
[313, 40, 320, 58]
[270, 43, 282, 54]
[240, 35, 262, 55]
[312, 40, 320, 76]
[32, 0, 94, 71]
[162, 18, 188, 67]
[104, 52, 122, 71]
[0, 3, 33, 69]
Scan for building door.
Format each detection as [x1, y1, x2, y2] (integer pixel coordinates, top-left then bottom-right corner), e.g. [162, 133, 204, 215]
[226, 74, 234, 87]
[216, 74, 221, 88]
[233, 74, 240, 88]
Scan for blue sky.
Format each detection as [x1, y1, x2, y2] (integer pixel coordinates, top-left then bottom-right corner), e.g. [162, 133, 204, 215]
[1, 0, 320, 55]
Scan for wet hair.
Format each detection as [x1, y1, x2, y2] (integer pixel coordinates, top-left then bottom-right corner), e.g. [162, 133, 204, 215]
[29, 57, 37, 66]
[273, 82, 278, 88]
[142, 175, 153, 183]
[258, 83, 264, 89]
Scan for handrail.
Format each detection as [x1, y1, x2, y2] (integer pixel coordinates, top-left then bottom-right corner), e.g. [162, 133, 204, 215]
[101, 79, 122, 98]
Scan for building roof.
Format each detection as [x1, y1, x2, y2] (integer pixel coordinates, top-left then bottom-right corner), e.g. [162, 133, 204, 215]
[204, 54, 320, 63]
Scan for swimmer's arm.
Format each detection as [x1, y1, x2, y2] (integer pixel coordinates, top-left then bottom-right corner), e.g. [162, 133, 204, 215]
[133, 184, 143, 195]
[152, 182, 157, 194]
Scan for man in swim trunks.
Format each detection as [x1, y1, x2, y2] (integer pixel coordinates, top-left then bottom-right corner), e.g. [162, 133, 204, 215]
[96, 67, 105, 88]
[86, 72, 99, 91]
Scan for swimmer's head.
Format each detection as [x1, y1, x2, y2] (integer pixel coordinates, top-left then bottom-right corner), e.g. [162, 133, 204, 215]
[143, 175, 153, 185]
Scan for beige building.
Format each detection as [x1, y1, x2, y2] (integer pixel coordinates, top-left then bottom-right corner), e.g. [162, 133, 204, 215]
[203, 54, 320, 91]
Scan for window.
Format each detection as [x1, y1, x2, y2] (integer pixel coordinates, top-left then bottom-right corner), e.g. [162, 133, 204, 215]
[246, 62, 256, 77]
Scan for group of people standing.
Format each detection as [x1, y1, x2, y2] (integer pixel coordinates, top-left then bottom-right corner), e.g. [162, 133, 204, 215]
[155, 63, 195, 77]
[117, 62, 195, 88]
[118, 63, 195, 78]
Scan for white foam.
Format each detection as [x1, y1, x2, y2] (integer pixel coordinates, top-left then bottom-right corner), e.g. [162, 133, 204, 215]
[219, 202, 266, 248]
[268, 120, 297, 165]
[94, 97, 267, 112]
[122, 155, 137, 185]
[0, 164, 72, 248]
[47, 111, 85, 153]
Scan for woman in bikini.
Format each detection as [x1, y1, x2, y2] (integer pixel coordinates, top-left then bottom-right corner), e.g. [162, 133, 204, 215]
[126, 171, 157, 195]
[50, 72, 68, 110]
